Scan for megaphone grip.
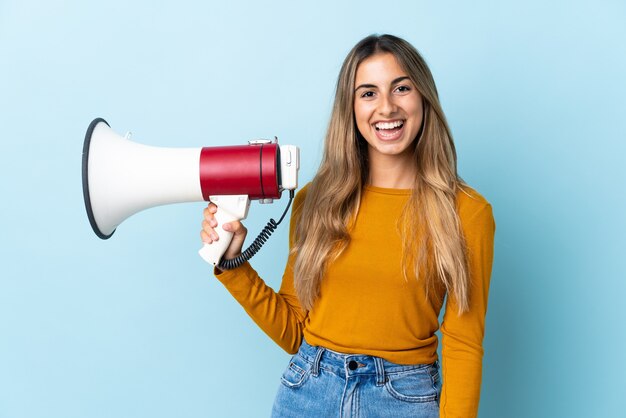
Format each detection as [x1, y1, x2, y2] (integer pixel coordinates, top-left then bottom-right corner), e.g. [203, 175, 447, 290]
[217, 218, 279, 270]
[217, 190, 294, 270]
[198, 209, 238, 266]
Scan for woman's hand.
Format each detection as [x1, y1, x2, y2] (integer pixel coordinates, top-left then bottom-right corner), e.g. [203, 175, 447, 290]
[201, 203, 248, 261]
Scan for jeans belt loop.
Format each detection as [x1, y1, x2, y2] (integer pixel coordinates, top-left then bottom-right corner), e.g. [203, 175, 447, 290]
[374, 357, 386, 386]
[312, 346, 324, 377]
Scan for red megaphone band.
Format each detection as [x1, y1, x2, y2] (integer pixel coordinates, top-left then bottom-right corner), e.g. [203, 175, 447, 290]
[199, 143, 281, 201]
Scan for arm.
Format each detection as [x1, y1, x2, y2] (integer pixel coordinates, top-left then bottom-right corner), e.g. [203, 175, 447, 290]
[205, 188, 308, 354]
[213, 256, 305, 353]
[439, 202, 495, 418]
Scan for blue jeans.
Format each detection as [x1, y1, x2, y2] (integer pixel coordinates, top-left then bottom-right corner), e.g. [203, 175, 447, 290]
[271, 339, 441, 418]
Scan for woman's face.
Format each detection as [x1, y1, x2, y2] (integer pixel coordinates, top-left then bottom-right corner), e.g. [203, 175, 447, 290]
[354, 52, 423, 165]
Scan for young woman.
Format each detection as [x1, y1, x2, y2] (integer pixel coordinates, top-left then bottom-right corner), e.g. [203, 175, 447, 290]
[201, 34, 495, 418]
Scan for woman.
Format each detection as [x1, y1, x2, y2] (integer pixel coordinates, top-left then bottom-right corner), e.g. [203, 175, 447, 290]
[201, 34, 495, 418]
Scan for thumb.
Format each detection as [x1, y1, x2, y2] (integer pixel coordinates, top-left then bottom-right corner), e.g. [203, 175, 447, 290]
[221, 221, 248, 259]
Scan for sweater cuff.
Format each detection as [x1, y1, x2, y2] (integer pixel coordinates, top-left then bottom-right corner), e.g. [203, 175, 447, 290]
[213, 261, 256, 287]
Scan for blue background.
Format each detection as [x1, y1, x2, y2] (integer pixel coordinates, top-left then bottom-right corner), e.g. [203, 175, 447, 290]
[1, 1, 625, 417]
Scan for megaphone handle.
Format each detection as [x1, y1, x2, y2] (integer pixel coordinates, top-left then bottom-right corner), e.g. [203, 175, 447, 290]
[198, 208, 238, 266]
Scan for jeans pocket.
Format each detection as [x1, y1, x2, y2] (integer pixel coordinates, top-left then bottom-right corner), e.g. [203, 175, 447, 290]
[280, 355, 311, 389]
[384, 367, 439, 403]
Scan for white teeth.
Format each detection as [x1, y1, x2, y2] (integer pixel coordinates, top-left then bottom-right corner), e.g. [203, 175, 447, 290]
[375, 120, 404, 130]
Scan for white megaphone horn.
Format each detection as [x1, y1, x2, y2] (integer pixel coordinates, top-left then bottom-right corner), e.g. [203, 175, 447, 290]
[82, 118, 299, 268]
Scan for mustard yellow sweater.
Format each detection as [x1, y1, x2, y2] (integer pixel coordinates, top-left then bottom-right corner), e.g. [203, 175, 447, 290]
[215, 184, 495, 418]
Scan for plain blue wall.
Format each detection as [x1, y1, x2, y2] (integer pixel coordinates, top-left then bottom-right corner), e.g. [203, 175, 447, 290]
[1, 1, 625, 417]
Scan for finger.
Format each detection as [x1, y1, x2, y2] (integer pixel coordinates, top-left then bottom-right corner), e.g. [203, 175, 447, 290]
[207, 217, 217, 228]
[203, 206, 215, 220]
[222, 221, 246, 234]
[202, 209, 218, 227]
[223, 223, 248, 260]
[200, 230, 212, 244]
[202, 220, 219, 240]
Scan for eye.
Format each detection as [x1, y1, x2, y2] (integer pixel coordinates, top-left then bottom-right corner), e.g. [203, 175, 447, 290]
[360, 90, 375, 98]
[394, 85, 411, 93]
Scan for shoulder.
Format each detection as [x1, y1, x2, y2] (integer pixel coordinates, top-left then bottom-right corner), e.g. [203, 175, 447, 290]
[456, 183, 490, 211]
[456, 183, 495, 228]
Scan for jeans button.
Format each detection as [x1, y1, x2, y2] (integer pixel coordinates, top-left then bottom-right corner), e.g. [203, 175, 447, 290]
[348, 360, 358, 370]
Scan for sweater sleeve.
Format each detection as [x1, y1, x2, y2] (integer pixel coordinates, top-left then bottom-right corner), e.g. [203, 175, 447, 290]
[212, 188, 308, 354]
[439, 202, 495, 418]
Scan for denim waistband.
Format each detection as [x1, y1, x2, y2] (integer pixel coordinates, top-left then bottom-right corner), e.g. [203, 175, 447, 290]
[296, 339, 439, 386]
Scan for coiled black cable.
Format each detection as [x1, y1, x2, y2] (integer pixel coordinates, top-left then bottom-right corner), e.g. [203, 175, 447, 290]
[218, 190, 295, 270]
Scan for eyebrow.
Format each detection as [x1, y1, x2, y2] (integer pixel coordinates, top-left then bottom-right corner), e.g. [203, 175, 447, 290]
[354, 76, 411, 92]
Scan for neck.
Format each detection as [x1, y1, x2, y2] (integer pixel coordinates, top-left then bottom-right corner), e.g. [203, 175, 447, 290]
[367, 153, 416, 189]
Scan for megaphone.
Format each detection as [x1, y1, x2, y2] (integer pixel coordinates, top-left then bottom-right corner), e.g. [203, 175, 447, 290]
[82, 118, 299, 268]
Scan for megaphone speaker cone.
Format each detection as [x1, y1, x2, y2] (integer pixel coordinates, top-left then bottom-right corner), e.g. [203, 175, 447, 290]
[82, 118, 114, 239]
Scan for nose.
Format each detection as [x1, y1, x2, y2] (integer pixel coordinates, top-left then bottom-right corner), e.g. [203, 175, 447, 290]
[377, 93, 397, 117]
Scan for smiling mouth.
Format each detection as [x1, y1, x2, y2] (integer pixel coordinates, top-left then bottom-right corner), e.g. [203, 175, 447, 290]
[374, 120, 405, 140]
[374, 120, 404, 131]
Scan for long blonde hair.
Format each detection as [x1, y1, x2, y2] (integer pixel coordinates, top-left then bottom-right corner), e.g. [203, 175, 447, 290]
[293, 34, 470, 314]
